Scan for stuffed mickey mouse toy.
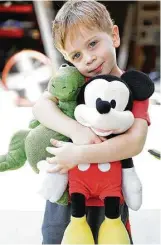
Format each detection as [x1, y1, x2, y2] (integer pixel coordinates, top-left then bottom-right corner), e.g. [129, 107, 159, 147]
[61, 70, 154, 244]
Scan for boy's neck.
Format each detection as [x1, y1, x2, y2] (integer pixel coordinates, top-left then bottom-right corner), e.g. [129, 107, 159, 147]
[109, 65, 123, 77]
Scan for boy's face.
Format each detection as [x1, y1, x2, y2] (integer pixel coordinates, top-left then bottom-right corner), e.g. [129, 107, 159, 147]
[64, 25, 120, 78]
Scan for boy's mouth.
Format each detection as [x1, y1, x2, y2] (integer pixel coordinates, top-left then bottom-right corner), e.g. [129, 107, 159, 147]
[89, 63, 103, 74]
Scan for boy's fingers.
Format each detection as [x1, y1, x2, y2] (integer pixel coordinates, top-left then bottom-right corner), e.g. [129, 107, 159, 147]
[47, 164, 62, 173]
[46, 147, 59, 155]
[50, 139, 70, 147]
[46, 156, 57, 164]
[99, 136, 107, 141]
[50, 139, 62, 147]
[93, 137, 102, 144]
[59, 168, 68, 174]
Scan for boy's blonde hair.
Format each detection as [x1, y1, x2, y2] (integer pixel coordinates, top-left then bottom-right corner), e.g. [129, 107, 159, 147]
[52, 0, 114, 52]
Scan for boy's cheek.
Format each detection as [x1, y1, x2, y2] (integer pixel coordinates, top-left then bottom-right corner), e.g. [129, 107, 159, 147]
[74, 64, 82, 72]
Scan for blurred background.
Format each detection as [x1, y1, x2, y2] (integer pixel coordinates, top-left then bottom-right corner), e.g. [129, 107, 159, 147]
[0, 1, 160, 244]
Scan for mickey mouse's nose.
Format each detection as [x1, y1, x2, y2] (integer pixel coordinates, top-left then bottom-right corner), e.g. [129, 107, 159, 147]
[96, 98, 111, 114]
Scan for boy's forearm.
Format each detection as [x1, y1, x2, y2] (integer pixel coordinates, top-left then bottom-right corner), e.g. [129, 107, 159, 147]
[77, 119, 148, 163]
[32, 92, 80, 138]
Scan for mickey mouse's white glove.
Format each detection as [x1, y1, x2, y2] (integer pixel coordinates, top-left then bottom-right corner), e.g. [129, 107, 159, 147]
[37, 160, 68, 203]
[122, 167, 142, 211]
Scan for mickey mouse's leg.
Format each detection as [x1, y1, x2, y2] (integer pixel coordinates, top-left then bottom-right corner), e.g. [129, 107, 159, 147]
[122, 158, 142, 210]
[61, 193, 94, 244]
[98, 197, 130, 244]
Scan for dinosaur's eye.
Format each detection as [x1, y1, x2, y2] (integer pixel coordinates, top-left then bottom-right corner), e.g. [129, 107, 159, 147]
[52, 84, 55, 88]
[62, 86, 66, 89]
[110, 99, 116, 108]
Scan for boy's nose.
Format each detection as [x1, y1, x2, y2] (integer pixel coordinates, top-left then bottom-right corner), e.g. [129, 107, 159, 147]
[86, 55, 97, 65]
[96, 98, 111, 114]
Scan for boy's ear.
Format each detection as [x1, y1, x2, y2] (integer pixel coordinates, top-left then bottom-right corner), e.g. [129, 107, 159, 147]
[112, 25, 120, 48]
[121, 70, 154, 101]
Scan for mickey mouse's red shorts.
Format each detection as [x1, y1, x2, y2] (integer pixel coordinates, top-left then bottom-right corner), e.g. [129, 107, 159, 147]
[69, 161, 123, 204]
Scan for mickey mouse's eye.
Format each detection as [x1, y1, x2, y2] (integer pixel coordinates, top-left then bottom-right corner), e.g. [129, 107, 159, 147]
[110, 99, 116, 108]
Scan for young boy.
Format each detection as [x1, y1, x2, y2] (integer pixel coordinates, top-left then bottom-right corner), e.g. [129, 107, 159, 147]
[33, 0, 150, 243]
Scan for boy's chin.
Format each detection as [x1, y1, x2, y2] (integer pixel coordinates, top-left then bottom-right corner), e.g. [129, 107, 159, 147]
[86, 71, 103, 78]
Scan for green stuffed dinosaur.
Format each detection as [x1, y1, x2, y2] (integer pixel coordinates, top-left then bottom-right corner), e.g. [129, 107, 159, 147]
[0, 64, 85, 204]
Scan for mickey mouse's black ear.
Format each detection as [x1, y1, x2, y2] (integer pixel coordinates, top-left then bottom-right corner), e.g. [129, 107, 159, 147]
[121, 70, 154, 100]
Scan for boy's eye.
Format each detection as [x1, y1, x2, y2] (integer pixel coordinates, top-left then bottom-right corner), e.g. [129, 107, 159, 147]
[72, 52, 81, 60]
[89, 41, 97, 47]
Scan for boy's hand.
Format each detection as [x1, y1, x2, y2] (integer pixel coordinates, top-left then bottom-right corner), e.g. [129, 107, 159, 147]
[45, 127, 106, 174]
[46, 139, 80, 174]
[70, 125, 105, 145]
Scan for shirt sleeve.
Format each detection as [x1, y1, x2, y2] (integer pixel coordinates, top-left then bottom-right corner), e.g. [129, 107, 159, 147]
[132, 99, 150, 126]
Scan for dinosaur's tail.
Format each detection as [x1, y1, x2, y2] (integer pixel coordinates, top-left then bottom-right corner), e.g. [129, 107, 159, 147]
[0, 130, 29, 171]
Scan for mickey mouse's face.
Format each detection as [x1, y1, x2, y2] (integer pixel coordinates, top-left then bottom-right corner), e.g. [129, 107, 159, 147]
[85, 78, 130, 112]
[74, 75, 135, 137]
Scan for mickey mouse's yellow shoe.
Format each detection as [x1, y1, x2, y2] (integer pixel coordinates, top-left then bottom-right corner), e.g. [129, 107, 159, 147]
[61, 215, 94, 244]
[98, 216, 130, 244]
